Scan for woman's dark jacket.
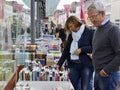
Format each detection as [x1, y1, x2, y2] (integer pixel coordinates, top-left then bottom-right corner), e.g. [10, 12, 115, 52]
[57, 27, 94, 68]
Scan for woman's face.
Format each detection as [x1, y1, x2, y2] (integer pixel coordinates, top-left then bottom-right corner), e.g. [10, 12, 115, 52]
[68, 23, 79, 32]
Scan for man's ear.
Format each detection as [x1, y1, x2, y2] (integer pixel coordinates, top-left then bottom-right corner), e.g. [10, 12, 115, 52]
[101, 11, 105, 16]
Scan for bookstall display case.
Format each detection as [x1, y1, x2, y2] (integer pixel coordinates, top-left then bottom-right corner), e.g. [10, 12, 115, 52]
[14, 36, 74, 90]
[1, 35, 74, 90]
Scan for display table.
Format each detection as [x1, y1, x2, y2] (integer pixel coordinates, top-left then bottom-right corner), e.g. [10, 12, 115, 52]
[15, 81, 74, 90]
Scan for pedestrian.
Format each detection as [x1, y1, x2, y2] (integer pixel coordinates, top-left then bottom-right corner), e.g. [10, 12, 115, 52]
[55, 24, 66, 42]
[44, 24, 48, 34]
[56, 16, 94, 90]
[87, 1, 120, 90]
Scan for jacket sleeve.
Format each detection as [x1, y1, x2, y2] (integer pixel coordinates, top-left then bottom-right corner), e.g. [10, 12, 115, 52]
[81, 29, 95, 54]
[57, 34, 72, 67]
[104, 26, 120, 74]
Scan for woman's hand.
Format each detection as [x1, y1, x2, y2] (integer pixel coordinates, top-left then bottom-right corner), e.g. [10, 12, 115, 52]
[54, 65, 60, 70]
[54, 65, 64, 71]
[74, 48, 81, 56]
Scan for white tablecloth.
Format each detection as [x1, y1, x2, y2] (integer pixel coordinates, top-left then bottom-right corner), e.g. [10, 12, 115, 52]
[15, 81, 74, 90]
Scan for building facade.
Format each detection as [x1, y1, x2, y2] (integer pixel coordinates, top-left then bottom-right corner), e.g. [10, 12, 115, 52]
[54, 0, 120, 28]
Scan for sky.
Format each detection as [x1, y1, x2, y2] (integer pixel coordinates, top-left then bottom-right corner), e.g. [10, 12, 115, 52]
[57, 0, 80, 9]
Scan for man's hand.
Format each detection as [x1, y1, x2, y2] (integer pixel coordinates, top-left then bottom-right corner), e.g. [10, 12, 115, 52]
[99, 69, 109, 77]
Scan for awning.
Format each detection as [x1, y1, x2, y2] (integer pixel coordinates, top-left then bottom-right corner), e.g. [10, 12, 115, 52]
[6, 0, 30, 10]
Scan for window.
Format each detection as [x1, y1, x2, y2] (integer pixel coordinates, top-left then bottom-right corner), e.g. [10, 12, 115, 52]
[106, 5, 111, 12]
[115, 19, 120, 28]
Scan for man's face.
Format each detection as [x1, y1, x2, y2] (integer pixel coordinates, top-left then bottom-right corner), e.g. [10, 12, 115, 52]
[57, 25, 62, 29]
[88, 8, 105, 27]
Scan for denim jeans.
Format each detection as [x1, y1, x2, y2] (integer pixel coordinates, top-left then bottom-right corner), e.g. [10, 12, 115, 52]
[68, 63, 94, 90]
[94, 71, 120, 90]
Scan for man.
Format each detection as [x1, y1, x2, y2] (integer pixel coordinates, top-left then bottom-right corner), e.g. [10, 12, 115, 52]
[55, 24, 66, 52]
[87, 1, 120, 90]
[55, 24, 66, 42]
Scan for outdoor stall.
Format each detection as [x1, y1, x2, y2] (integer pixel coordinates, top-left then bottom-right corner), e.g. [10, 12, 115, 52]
[12, 35, 73, 90]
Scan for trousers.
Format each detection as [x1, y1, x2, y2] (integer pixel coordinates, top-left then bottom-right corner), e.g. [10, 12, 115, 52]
[68, 63, 94, 90]
[94, 71, 120, 90]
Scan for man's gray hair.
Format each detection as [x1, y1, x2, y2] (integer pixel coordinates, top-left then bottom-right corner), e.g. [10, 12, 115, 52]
[87, 1, 105, 12]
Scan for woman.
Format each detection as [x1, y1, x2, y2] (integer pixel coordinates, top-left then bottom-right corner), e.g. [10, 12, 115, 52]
[57, 16, 94, 90]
